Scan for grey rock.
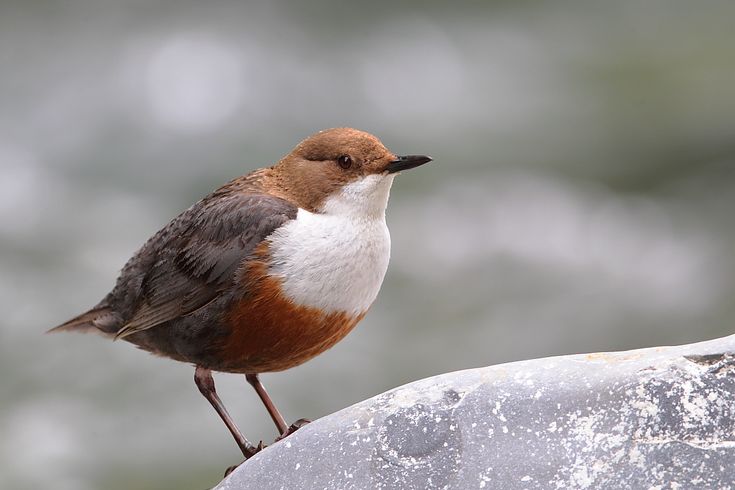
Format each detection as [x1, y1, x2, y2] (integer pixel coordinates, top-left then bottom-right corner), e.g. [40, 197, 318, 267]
[215, 335, 735, 489]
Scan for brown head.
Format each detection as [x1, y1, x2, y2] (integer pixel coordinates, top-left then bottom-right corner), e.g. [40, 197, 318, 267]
[265, 128, 431, 215]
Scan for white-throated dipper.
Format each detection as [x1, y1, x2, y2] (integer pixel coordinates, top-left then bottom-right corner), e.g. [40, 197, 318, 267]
[50, 127, 433, 462]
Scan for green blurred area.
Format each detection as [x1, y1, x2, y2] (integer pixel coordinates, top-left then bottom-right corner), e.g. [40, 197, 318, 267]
[1, 1, 734, 488]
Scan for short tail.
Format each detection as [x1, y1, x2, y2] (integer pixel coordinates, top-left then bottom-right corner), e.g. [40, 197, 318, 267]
[47, 306, 119, 336]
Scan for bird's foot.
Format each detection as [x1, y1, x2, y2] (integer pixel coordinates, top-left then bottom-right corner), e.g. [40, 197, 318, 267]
[275, 418, 311, 443]
[223, 441, 267, 477]
[222, 421, 310, 478]
[223, 464, 239, 479]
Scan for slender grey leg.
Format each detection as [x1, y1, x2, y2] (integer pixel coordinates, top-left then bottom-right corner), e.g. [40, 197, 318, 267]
[194, 366, 258, 458]
[245, 373, 289, 435]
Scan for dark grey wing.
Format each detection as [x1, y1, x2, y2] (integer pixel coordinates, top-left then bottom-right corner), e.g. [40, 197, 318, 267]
[113, 192, 297, 340]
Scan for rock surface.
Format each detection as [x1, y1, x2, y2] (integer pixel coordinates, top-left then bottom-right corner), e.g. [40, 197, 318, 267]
[215, 335, 735, 489]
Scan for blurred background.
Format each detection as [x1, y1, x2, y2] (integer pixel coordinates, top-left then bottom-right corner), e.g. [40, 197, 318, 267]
[2, 0, 734, 488]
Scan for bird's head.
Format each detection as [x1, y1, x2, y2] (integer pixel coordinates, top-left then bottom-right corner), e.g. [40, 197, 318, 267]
[271, 128, 431, 217]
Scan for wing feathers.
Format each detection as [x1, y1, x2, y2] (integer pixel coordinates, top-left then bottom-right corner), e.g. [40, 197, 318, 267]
[112, 192, 297, 339]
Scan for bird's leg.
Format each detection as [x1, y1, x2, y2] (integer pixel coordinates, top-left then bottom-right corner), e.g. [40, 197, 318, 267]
[194, 366, 260, 459]
[245, 373, 290, 435]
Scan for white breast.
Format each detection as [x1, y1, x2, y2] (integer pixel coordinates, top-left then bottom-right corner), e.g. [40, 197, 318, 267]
[266, 174, 394, 315]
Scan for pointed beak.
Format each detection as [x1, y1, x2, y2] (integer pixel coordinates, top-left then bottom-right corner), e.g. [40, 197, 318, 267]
[385, 155, 433, 174]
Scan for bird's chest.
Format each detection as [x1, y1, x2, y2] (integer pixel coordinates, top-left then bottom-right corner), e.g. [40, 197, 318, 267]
[265, 209, 391, 316]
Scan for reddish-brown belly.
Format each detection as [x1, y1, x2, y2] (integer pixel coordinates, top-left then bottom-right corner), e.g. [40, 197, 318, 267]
[215, 264, 365, 373]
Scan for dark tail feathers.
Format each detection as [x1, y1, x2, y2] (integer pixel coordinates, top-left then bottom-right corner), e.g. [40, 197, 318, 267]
[47, 307, 118, 336]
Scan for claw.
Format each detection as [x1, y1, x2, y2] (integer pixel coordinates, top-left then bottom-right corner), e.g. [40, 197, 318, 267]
[275, 418, 311, 442]
[224, 464, 239, 478]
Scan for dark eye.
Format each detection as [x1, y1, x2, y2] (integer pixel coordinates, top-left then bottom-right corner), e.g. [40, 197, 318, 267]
[337, 155, 352, 169]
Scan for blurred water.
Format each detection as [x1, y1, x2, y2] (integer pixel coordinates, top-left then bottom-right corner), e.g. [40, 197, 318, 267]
[2, 1, 734, 488]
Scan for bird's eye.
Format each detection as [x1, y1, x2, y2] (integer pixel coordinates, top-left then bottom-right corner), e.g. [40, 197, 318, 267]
[337, 155, 352, 169]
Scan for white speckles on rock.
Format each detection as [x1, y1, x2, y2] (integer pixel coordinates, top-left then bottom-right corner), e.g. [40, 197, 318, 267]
[215, 336, 735, 490]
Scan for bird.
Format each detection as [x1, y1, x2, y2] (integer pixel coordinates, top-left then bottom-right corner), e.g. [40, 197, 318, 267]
[49, 127, 432, 461]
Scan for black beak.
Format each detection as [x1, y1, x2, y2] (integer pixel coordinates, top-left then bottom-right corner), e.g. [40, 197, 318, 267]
[386, 155, 433, 174]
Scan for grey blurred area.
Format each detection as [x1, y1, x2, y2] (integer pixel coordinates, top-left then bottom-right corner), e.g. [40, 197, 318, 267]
[1, 1, 734, 488]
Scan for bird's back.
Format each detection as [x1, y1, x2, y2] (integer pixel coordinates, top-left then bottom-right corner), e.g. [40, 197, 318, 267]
[50, 173, 298, 349]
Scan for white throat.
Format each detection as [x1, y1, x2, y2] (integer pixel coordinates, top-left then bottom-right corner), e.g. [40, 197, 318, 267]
[321, 173, 395, 218]
[266, 174, 394, 315]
